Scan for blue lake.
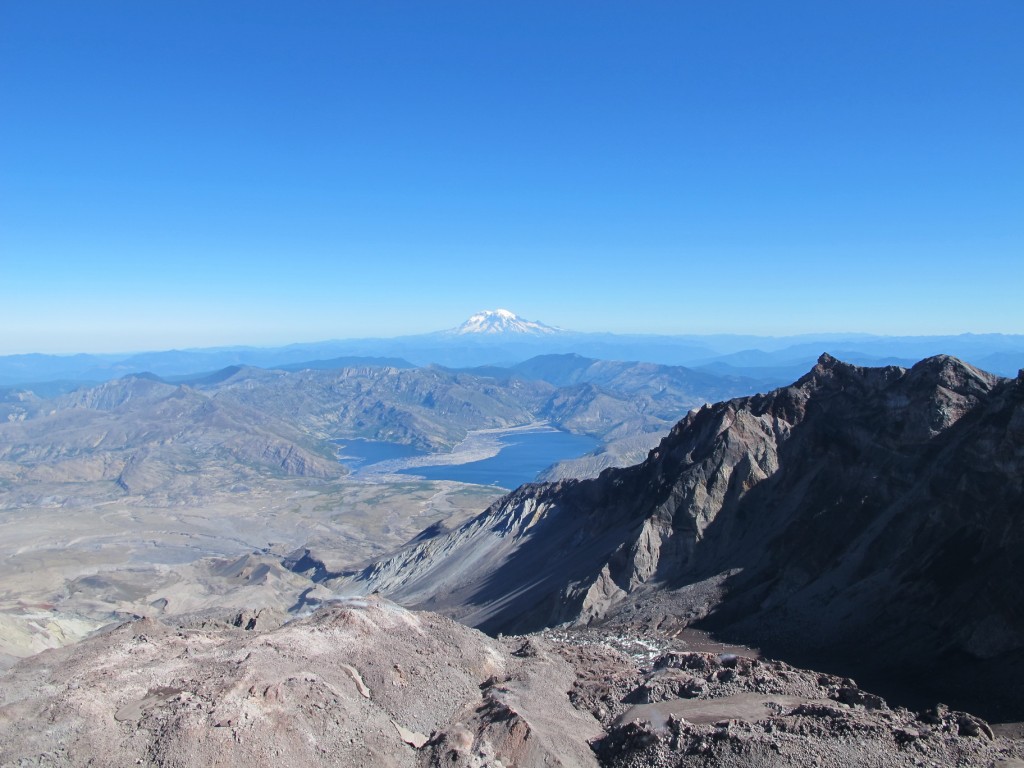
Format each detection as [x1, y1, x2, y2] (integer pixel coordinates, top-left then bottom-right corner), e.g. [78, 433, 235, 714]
[334, 438, 428, 469]
[335, 430, 598, 489]
[399, 429, 598, 488]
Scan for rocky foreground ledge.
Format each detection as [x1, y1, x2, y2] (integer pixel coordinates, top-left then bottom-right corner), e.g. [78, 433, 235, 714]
[1, 598, 1020, 767]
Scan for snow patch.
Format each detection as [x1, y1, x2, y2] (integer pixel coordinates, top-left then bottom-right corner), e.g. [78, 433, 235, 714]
[448, 309, 562, 336]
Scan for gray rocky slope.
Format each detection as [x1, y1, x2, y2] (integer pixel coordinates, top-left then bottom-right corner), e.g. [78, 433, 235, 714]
[334, 354, 1024, 722]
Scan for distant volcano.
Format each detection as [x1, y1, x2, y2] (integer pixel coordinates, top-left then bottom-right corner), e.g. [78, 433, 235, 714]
[447, 309, 562, 336]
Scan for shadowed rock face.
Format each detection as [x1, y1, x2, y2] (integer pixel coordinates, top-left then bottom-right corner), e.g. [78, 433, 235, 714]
[338, 354, 1024, 718]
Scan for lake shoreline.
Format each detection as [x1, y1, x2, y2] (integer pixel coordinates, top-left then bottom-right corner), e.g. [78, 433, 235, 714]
[339, 423, 597, 488]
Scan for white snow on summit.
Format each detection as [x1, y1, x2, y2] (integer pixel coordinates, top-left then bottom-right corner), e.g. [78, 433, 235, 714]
[450, 309, 561, 336]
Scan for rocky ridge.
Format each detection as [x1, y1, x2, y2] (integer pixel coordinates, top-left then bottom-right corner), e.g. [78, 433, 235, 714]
[334, 354, 1024, 720]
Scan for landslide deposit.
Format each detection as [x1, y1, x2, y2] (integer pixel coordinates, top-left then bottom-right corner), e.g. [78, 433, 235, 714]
[336, 354, 1024, 722]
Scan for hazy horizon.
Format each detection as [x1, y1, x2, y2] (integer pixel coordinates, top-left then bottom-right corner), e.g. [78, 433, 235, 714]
[4, 309, 1024, 359]
[5, 315, 1024, 357]
[3, 3, 1021, 353]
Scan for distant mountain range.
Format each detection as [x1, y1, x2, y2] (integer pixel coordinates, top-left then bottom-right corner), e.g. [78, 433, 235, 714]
[3, 309, 1023, 389]
[0, 354, 758, 505]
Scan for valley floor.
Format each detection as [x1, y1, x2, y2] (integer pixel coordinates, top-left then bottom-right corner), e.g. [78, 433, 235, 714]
[0, 476, 501, 668]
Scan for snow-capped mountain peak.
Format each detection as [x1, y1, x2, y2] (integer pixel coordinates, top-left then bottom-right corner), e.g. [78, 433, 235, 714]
[450, 309, 561, 336]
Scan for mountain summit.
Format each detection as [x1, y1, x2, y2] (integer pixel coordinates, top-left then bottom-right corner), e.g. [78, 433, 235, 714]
[449, 309, 561, 336]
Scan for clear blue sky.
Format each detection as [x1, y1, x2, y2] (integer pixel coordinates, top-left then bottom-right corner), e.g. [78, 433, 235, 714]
[1, 1, 1021, 353]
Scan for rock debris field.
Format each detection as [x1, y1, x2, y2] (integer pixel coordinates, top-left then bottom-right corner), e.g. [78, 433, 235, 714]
[1, 597, 1021, 768]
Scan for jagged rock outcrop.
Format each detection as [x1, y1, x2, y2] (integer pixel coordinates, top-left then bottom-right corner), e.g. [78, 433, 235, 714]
[335, 354, 1024, 719]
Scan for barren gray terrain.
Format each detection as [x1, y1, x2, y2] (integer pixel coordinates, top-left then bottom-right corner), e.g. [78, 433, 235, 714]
[0, 476, 500, 670]
[2, 354, 1023, 766]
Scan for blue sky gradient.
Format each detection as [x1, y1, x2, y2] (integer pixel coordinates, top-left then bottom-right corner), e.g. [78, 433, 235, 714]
[1, 2, 1022, 352]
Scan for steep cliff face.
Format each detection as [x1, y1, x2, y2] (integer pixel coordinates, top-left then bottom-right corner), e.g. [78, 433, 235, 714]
[335, 355, 1024, 714]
